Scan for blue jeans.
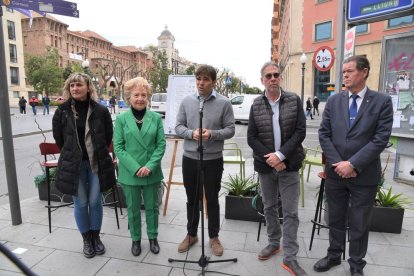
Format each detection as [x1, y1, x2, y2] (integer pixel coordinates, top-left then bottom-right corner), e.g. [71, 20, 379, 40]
[73, 160, 103, 234]
[43, 105, 49, 115]
[32, 105, 37, 115]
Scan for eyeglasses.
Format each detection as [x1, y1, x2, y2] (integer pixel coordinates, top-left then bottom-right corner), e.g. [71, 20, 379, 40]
[264, 72, 280, 80]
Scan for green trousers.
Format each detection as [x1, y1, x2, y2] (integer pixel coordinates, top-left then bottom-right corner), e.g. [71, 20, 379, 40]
[122, 183, 159, 241]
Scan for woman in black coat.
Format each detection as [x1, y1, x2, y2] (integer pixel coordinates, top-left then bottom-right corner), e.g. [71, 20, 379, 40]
[52, 73, 116, 258]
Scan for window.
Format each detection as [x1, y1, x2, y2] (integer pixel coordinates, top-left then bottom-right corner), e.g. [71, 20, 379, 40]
[13, 91, 20, 98]
[317, 0, 329, 3]
[7, 20, 16, 40]
[388, 15, 414, 28]
[355, 24, 368, 34]
[9, 44, 17, 63]
[10, 67, 19, 85]
[315, 21, 332, 41]
[231, 96, 244, 105]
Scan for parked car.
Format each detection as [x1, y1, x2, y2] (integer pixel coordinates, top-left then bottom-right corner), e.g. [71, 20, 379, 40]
[150, 93, 167, 116]
[230, 94, 260, 123]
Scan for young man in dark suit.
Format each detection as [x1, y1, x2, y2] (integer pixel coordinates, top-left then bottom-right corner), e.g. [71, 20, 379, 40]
[314, 56, 393, 276]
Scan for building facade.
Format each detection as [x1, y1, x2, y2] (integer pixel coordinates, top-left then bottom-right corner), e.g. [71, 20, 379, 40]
[1, 6, 29, 106]
[157, 25, 192, 75]
[20, 12, 149, 99]
[274, 0, 414, 101]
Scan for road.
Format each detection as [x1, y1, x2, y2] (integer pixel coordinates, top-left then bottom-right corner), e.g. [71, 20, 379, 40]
[0, 112, 321, 206]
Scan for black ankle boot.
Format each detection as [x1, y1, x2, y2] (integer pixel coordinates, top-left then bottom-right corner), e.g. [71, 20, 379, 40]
[149, 238, 160, 254]
[131, 240, 141, 256]
[91, 229, 105, 255]
[81, 231, 95, 258]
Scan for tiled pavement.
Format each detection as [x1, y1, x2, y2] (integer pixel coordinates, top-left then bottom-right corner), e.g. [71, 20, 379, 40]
[0, 160, 413, 276]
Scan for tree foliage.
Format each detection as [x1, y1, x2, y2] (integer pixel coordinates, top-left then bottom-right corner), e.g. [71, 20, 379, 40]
[185, 65, 196, 75]
[148, 46, 171, 92]
[25, 48, 64, 96]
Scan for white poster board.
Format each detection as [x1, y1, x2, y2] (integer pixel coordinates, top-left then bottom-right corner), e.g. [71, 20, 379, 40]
[164, 75, 197, 135]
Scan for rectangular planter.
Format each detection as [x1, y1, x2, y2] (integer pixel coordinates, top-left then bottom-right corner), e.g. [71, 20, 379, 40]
[37, 180, 72, 203]
[369, 206, 404, 234]
[225, 194, 261, 222]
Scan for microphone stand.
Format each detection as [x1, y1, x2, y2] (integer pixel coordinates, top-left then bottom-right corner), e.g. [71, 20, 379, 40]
[168, 101, 237, 275]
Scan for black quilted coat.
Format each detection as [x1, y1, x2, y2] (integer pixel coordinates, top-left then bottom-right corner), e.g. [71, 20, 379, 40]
[52, 99, 116, 195]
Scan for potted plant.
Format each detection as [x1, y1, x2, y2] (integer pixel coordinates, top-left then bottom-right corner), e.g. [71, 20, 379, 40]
[222, 174, 261, 222]
[370, 186, 411, 233]
[369, 154, 412, 233]
[34, 167, 72, 203]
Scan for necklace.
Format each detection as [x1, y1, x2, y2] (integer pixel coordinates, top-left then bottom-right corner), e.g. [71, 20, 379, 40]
[134, 117, 144, 124]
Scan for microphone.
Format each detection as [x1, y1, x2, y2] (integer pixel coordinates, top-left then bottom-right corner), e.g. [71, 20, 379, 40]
[199, 98, 205, 112]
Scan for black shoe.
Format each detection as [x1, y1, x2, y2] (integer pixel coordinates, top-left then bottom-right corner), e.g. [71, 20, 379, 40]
[350, 268, 364, 276]
[131, 240, 141, 256]
[91, 230, 105, 255]
[313, 256, 341, 272]
[81, 231, 95, 258]
[149, 238, 160, 254]
[282, 260, 307, 276]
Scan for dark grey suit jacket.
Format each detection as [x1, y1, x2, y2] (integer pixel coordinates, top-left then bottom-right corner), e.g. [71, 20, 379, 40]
[319, 88, 393, 186]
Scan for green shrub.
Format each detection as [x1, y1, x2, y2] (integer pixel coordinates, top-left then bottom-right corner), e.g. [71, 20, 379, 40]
[222, 174, 258, 197]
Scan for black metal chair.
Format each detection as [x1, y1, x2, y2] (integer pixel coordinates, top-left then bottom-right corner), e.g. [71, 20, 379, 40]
[39, 142, 73, 233]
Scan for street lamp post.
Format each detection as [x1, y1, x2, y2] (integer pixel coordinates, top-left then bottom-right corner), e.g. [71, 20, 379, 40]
[81, 59, 91, 75]
[300, 53, 308, 105]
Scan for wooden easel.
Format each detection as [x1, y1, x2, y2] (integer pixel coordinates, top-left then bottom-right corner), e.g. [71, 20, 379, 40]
[163, 138, 184, 216]
[162, 137, 207, 217]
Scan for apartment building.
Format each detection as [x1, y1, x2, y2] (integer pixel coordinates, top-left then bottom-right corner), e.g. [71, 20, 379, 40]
[1, 6, 29, 106]
[20, 12, 149, 98]
[274, 0, 414, 101]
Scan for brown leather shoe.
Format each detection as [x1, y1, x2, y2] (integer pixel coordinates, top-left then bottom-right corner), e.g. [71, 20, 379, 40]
[178, 235, 198, 253]
[210, 237, 224, 256]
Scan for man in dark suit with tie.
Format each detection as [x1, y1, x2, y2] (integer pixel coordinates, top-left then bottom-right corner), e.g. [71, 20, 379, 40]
[314, 55, 393, 276]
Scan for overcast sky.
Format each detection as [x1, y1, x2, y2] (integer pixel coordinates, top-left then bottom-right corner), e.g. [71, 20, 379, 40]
[53, 0, 273, 88]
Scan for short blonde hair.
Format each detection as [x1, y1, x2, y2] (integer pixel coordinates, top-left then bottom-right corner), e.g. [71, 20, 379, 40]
[62, 72, 98, 101]
[124, 77, 152, 101]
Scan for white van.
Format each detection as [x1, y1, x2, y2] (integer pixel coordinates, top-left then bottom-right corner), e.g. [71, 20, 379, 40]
[230, 94, 261, 123]
[150, 93, 167, 116]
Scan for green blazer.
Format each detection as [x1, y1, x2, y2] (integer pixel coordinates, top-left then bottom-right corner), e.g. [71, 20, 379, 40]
[113, 109, 166, 186]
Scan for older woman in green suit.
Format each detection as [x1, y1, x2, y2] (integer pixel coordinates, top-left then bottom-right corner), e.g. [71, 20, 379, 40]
[113, 77, 166, 256]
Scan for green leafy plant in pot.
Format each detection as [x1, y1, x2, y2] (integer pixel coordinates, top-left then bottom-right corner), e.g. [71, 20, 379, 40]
[370, 153, 412, 233]
[222, 174, 261, 222]
[222, 174, 258, 197]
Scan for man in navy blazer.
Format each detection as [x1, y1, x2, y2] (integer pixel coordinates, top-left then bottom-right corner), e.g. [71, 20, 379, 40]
[314, 56, 393, 276]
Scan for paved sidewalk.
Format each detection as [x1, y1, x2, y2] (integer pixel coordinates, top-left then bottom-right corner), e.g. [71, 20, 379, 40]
[0, 160, 413, 276]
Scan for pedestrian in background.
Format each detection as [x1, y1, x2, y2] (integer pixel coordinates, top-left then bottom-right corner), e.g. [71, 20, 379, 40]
[42, 95, 50, 115]
[314, 55, 393, 276]
[247, 61, 307, 276]
[29, 96, 39, 115]
[52, 72, 116, 259]
[109, 96, 116, 114]
[19, 96, 27, 114]
[313, 96, 320, 116]
[175, 65, 235, 256]
[305, 97, 313, 120]
[113, 77, 166, 257]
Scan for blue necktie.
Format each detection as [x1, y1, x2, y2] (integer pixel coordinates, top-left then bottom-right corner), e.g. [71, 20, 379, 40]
[349, 94, 359, 126]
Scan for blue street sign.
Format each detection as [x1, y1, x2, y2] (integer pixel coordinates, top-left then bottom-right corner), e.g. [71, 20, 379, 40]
[38, 0, 76, 10]
[38, 2, 79, 17]
[1, 0, 79, 18]
[1, 0, 39, 11]
[347, 0, 414, 24]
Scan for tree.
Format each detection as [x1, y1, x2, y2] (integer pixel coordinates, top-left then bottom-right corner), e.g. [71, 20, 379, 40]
[185, 65, 196, 75]
[148, 46, 171, 92]
[62, 63, 84, 80]
[25, 48, 64, 96]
